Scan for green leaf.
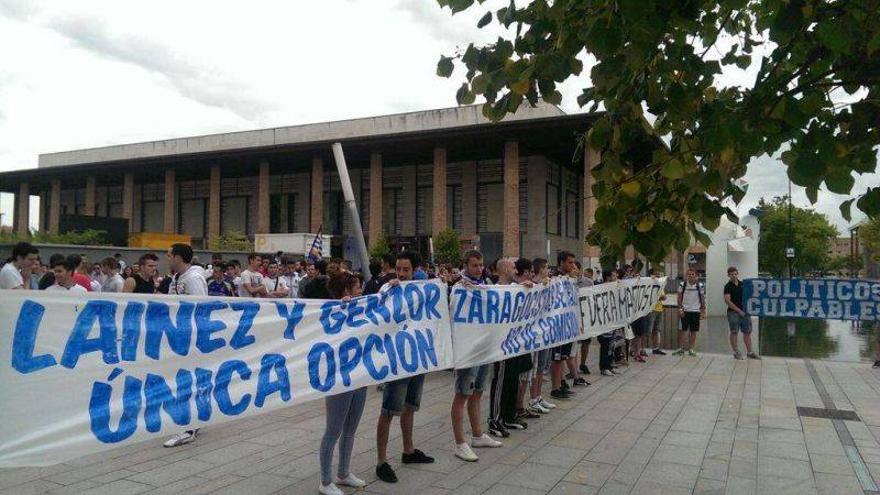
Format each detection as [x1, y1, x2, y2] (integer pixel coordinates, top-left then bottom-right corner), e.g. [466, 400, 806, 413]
[869, 32, 880, 56]
[840, 198, 854, 222]
[477, 11, 492, 28]
[471, 74, 488, 94]
[449, 0, 475, 14]
[805, 186, 818, 204]
[543, 89, 562, 105]
[735, 55, 751, 69]
[621, 181, 641, 197]
[661, 159, 685, 180]
[825, 169, 855, 194]
[456, 83, 476, 105]
[815, 21, 848, 53]
[437, 56, 454, 78]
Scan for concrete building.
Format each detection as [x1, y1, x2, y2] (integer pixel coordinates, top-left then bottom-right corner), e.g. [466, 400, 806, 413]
[2, 102, 654, 264]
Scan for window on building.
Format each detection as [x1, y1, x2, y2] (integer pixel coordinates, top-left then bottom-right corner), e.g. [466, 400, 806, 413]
[478, 182, 505, 232]
[566, 190, 579, 238]
[416, 186, 432, 235]
[141, 183, 165, 233]
[75, 188, 87, 215]
[447, 185, 462, 231]
[270, 193, 298, 233]
[180, 199, 206, 239]
[546, 162, 562, 235]
[221, 196, 249, 235]
[383, 188, 402, 235]
[324, 190, 344, 235]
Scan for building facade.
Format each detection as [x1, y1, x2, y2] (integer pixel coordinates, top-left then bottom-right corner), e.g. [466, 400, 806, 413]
[2, 103, 626, 264]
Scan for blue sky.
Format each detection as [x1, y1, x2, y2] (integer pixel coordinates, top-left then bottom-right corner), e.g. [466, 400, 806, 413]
[0, 0, 874, 234]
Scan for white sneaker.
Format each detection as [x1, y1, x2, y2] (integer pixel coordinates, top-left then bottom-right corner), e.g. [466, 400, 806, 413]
[163, 429, 197, 448]
[539, 397, 557, 409]
[335, 473, 366, 488]
[471, 433, 502, 448]
[454, 442, 479, 461]
[318, 482, 344, 495]
[529, 399, 550, 414]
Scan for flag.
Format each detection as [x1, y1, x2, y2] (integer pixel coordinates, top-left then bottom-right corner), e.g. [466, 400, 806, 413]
[307, 226, 323, 262]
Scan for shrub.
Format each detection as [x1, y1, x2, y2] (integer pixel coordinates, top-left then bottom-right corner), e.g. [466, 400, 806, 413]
[208, 232, 252, 252]
[434, 228, 462, 265]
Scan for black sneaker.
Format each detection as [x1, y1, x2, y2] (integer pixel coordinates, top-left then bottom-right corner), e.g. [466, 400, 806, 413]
[579, 364, 591, 375]
[573, 377, 590, 387]
[652, 348, 667, 355]
[550, 388, 571, 400]
[517, 408, 540, 419]
[488, 420, 510, 438]
[376, 462, 398, 483]
[402, 449, 434, 464]
[874, 360, 880, 369]
[503, 418, 527, 430]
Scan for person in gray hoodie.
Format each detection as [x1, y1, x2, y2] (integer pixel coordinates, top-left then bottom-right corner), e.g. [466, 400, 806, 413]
[163, 243, 208, 448]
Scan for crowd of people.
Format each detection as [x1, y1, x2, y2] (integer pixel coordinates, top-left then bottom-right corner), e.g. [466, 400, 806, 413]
[0, 240, 762, 495]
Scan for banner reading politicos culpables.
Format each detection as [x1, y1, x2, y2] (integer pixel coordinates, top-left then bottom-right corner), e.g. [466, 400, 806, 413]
[449, 278, 583, 369]
[744, 278, 880, 321]
[0, 281, 452, 467]
[578, 277, 667, 338]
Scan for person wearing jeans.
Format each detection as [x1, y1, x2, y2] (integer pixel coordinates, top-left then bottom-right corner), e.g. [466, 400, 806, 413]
[723, 266, 760, 360]
[318, 270, 369, 495]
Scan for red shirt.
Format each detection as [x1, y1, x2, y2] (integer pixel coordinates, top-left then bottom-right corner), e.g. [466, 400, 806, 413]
[73, 273, 92, 291]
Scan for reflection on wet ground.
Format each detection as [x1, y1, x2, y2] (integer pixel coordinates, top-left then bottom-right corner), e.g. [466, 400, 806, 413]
[654, 310, 875, 363]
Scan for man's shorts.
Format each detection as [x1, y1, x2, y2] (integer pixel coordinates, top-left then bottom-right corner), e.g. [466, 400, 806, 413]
[632, 316, 648, 337]
[727, 311, 752, 334]
[535, 349, 551, 374]
[381, 374, 425, 416]
[454, 364, 489, 396]
[651, 311, 663, 332]
[552, 343, 573, 361]
[680, 311, 701, 332]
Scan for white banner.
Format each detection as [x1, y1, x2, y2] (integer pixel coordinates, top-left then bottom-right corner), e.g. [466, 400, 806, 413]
[578, 277, 667, 338]
[450, 278, 583, 369]
[0, 281, 452, 467]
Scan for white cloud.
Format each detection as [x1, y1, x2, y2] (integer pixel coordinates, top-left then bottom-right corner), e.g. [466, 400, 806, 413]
[0, 0, 873, 235]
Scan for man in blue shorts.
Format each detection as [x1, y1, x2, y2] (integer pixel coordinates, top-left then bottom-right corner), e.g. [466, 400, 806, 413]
[724, 266, 760, 360]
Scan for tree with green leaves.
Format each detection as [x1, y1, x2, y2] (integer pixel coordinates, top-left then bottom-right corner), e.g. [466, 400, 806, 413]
[436, 0, 880, 262]
[859, 217, 880, 262]
[433, 228, 463, 265]
[369, 234, 392, 259]
[757, 196, 837, 276]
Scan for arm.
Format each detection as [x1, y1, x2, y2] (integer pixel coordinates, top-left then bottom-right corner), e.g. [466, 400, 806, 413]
[677, 288, 684, 316]
[724, 293, 744, 315]
[122, 277, 136, 293]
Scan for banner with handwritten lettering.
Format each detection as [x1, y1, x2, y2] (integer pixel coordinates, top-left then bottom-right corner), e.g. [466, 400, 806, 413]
[577, 277, 667, 338]
[449, 278, 584, 369]
[0, 281, 451, 467]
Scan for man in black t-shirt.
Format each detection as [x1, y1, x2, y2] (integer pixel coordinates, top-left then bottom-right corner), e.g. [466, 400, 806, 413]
[723, 266, 760, 360]
[363, 254, 397, 296]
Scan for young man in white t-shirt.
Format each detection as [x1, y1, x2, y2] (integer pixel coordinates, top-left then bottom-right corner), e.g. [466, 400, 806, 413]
[46, 257, 87, 294]
[100, 257, 125, 293]
[262, 261, 290, 298]
[239, 253, 269, 298]
[1, 242, 39, 290]
[673, 269, 706, 357]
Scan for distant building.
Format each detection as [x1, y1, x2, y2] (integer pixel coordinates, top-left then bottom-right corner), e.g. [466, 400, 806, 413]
[1, 102, 664, 265]
[827, 236, 865, 277]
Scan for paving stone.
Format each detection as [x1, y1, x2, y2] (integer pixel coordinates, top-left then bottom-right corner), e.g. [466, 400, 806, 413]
[638, 460, 700, 488]
[77, 480, 153, 495]
[128, 459, 213, 486]
[563, 460, 615, 487]
[546, 481, 599, 494]
[651, 444, 705, 466]
[813, 472, 863, 495]
[528, 445, 585, 470]
[756, 456, 813, 481]
[757, 440, 810, 461]
[693, 477, 726, 494]
[502, 462, 570, 491]
[699, 458, 729, 481]
[210, 473, 300, 495]
[726, 475, 757, 495]
[0, 478, 63, 495]
[756, 476, 818, 495]
[630, 478, 693, 495]
[481, 483, 546, 495]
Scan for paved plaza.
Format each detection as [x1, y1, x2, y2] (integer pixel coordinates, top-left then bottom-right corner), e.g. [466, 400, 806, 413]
[4, 352, 880, 495]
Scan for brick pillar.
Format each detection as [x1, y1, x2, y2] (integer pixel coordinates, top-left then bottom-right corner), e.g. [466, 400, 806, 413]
[310, 157, 323, 232]
[208, 165, 221, 240]
[83, 176, 96, 216]
[49, 179, 61, 234]
[369, 153, 383, 247]
[15, 182, 29, 235]
[163, 169, 176, 234]
[122, 173, 134, 233]
[503, 141, 520, 257]
[257, 161, 270, 234]
[583, 146, 601, 260]
[432, 147, 447, 234]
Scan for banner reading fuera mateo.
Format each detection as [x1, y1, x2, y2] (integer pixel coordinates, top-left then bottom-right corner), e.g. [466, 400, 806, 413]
[578, 277, 666, 338]
[0, 281, 452, 467]
[450, 278, 584, 369]
[744, 278, 880, 321]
